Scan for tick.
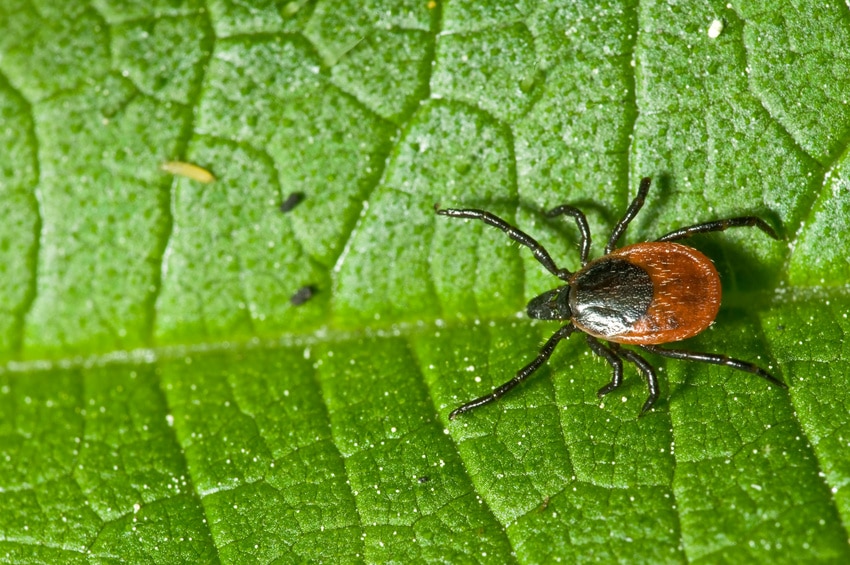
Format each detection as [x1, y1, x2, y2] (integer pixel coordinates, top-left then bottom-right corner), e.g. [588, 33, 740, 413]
[436, 177, 785, 419]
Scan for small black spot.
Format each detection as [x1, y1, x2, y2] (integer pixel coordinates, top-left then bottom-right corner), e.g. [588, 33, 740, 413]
[290, 285, 316, 306]
[417, 476, 430, 484]
[280, 192, 305, 213]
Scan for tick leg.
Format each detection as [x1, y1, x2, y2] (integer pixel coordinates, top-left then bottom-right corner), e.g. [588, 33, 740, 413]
[436, 207, 572, 280]
[606, 177, 652, 254]
[448, 324, 576, 420]
[611, 344, 659, 415]
[546, 204, 591, 266]
[656, 216, 779, 242]
[585, 336, 624, 397]
[639, 344, 787, 388]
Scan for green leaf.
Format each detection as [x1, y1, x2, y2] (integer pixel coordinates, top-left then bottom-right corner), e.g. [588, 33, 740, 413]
[1, 0, 850, 562]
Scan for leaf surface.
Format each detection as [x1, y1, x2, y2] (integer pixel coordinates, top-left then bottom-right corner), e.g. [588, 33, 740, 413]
[1, 1, 849, 562]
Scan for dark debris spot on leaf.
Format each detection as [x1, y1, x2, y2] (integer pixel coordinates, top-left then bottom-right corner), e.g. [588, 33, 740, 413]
[290, 285, 316, 306]
[280, 191, 305, 213]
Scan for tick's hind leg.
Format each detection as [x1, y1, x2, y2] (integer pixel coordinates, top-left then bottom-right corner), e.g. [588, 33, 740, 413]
[585, 336, 624, 397]
[656, 216, 779, 242]
[448, 324, 577, 420]
[639, 344, 786, 389]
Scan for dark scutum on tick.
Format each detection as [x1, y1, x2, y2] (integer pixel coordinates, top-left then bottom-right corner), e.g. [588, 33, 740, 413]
[436, 177, 786, 420]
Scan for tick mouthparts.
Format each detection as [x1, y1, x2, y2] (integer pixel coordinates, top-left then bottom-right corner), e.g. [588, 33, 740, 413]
[526, 287, 571, 321]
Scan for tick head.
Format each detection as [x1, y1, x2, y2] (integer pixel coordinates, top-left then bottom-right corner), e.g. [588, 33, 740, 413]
[527, 286, 572, 320]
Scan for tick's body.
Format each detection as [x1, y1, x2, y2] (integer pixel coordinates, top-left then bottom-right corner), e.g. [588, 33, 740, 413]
[437, 177, 785, 419]
[570, 242, 720, 344]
